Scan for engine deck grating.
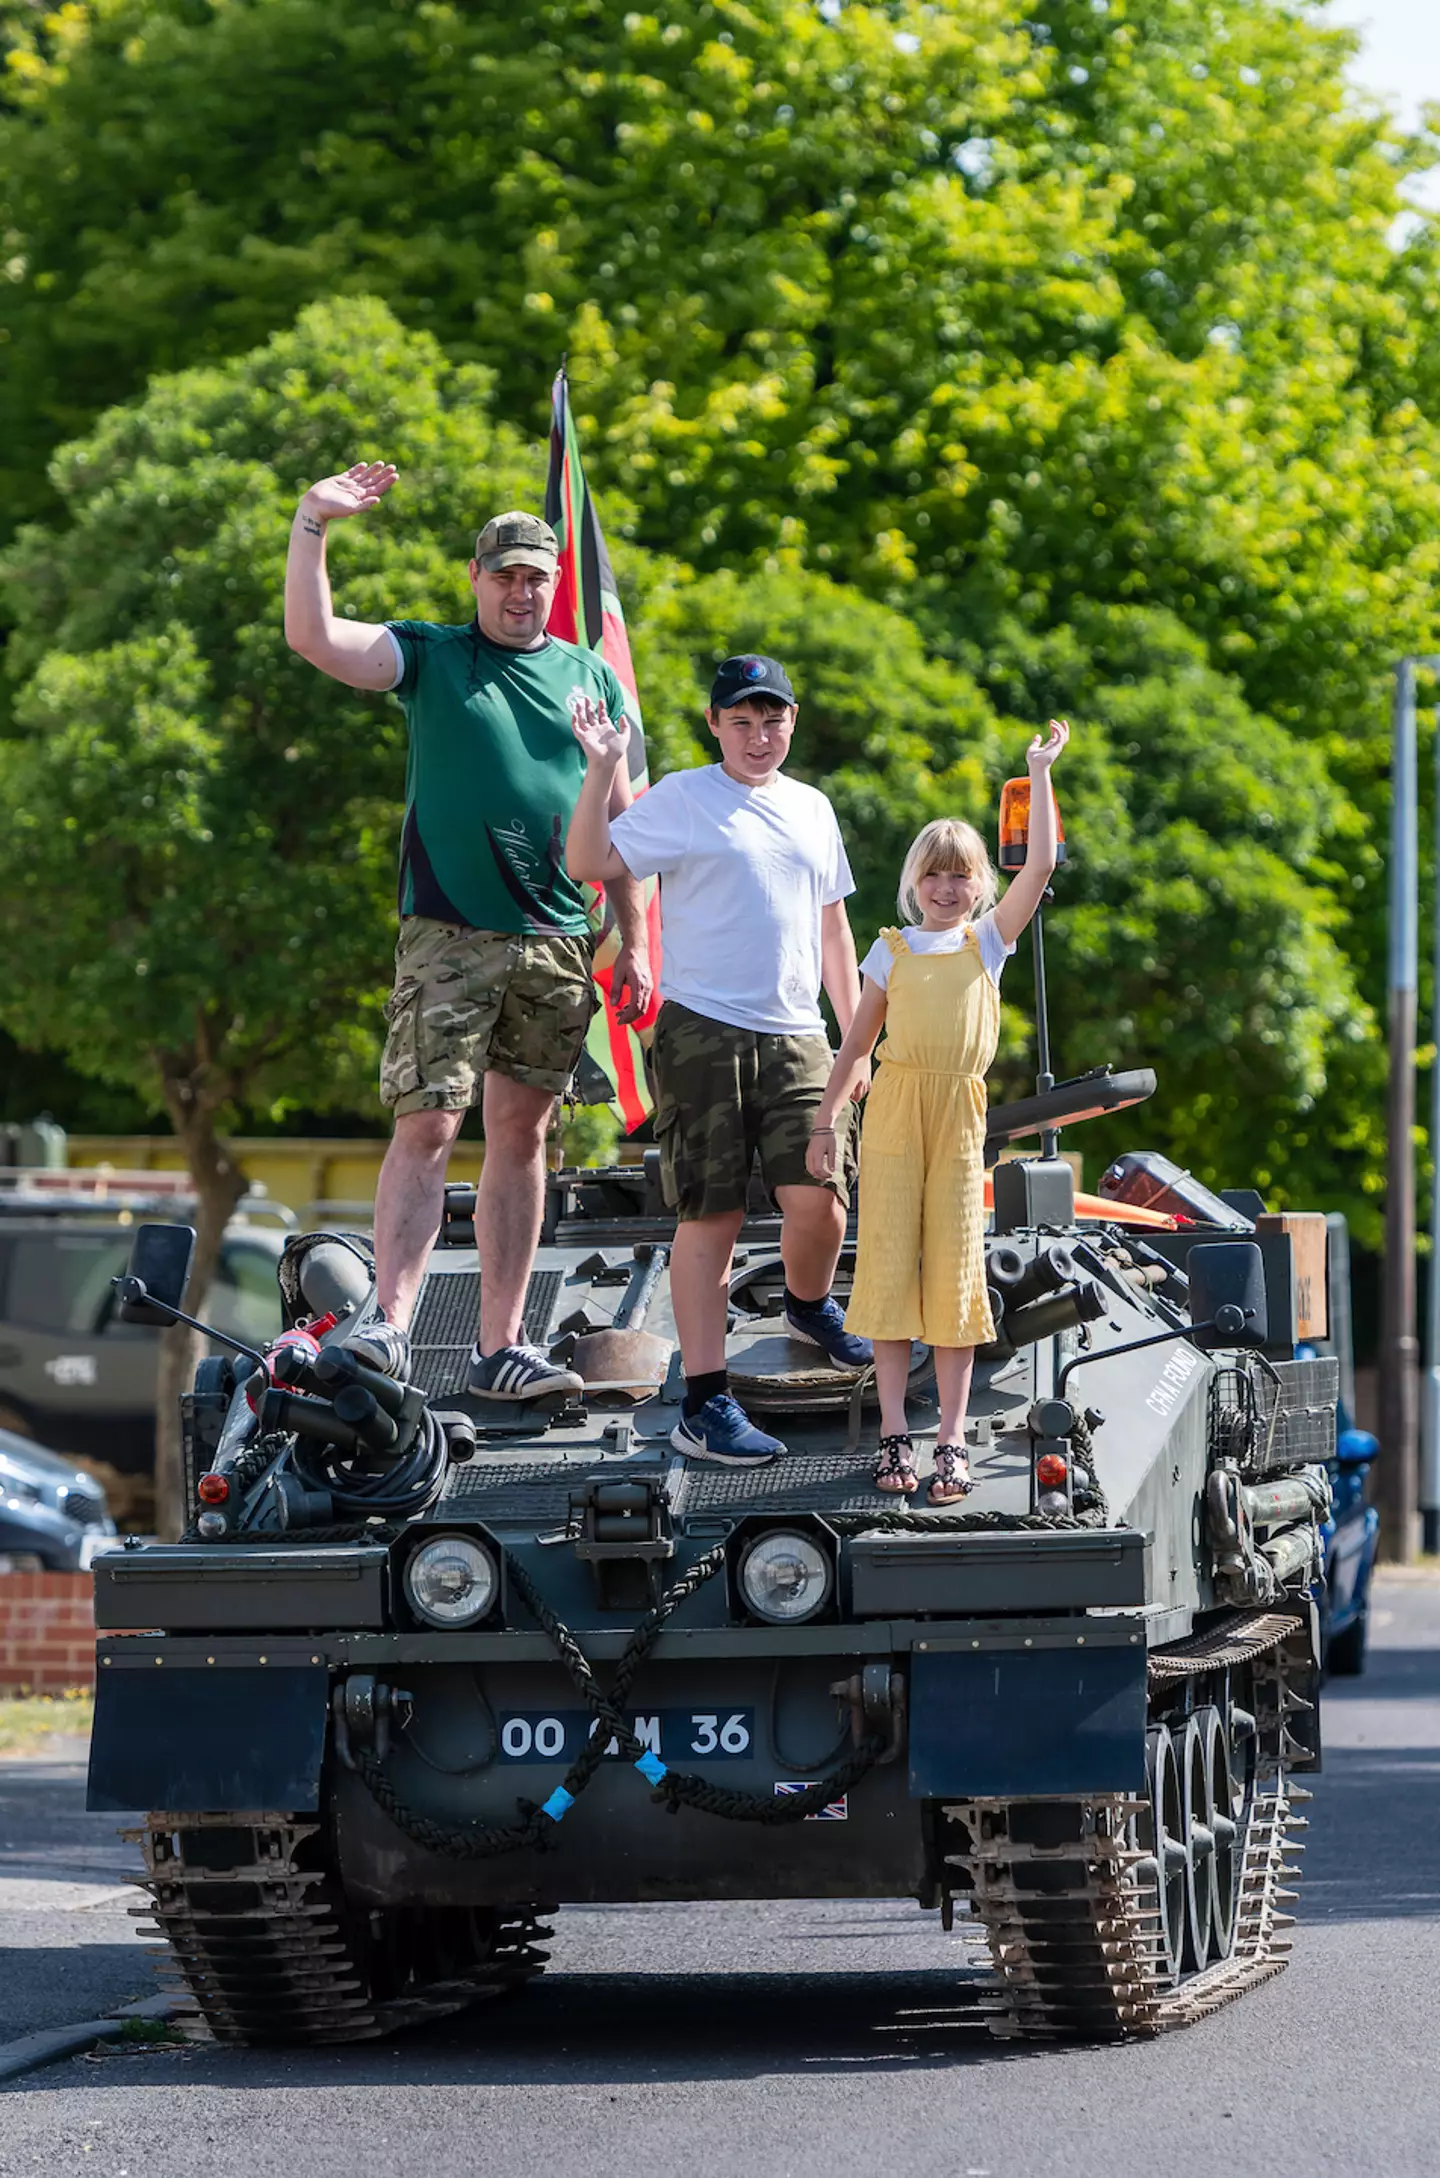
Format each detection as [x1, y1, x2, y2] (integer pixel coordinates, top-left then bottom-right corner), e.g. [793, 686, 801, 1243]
[437, 1456, 669, 1524]
[409, 1269, 563, 1398]
[672, 1451, 892, 1518]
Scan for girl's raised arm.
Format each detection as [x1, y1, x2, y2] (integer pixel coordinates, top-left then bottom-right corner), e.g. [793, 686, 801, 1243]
[992, 718, 1069, 947]
[806, 979, 889, 1181]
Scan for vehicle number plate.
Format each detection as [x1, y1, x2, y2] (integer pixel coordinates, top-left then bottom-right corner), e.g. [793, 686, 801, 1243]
[497, 1708, 755, 1763]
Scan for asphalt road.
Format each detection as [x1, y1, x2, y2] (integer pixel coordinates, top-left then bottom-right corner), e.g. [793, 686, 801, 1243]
[1, 1573, 1438, 2178]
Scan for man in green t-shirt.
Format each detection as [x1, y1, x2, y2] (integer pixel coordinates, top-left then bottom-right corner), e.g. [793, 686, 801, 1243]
[284, 461, 650, 1400]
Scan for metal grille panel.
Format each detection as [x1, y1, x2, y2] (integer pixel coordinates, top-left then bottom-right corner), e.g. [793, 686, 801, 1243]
[438, 1457, 668, 1524]
[408, 1268, 563, 1398]
[675, 1451, 888, 1518]
[1208, 1354, 1338, 1477]
[60, 1483, 107, 1528]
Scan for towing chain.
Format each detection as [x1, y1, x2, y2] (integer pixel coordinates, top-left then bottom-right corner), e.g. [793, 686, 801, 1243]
[829, 1503, 1110, 1535]
[352, 1547, 728, 1860]
[353, 1543, 888, 1856]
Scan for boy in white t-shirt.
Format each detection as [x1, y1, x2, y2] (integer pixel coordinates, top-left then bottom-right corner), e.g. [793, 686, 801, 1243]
[565, 654, 871, 1466]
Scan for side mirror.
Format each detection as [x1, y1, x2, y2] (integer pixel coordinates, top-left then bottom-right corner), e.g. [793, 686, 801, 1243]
[114, 1223, 196, 1327]
[1188, 1241, 1267, 1351]
[1336, 1428, 1379, 1468]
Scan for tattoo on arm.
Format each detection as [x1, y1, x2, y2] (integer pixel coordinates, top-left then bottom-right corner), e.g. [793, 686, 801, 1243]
[301, 517, 323, 538]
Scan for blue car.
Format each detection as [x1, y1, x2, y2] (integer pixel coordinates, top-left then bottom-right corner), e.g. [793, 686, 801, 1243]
[0, 1426, 117, 1572]
[1297, 1226, 1380, 1679]
[1319, 1423, 1380, 1676]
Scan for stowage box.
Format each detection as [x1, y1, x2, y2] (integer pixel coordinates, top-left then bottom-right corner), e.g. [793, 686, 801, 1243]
[847, 1529, 1146, 1617]
[94, 1545, 389, 1631]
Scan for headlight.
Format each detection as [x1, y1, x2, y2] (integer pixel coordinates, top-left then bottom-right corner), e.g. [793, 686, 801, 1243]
[1, 1476, 41, 1507]
[739, 1531, 833, 1625]
[403, 1534, 498, 1628]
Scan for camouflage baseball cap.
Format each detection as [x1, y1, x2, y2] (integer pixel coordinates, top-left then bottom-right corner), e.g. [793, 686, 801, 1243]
[474, 511, 559, 574]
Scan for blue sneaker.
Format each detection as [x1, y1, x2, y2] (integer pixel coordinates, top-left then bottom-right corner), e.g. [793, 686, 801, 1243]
[784, 1293, 873, 1371]
[670, 1394, 785, 1467]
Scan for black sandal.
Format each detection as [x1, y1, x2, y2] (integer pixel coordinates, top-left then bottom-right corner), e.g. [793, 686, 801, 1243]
[875, 1434, 919, 1495]
[928, 1443, 975, 1506]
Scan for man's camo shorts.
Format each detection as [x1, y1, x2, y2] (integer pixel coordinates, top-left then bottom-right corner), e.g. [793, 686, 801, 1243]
[649, 999, 858, 1222]
[380, 917, 597, 1113]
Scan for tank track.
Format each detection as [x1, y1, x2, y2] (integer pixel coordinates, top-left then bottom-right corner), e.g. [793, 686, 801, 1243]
[125, 1814, 551, 2045]
[942, 1611, 1309, 2039]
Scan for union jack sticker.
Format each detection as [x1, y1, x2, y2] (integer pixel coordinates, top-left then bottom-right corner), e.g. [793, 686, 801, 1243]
[773, 1784, 848, 1820]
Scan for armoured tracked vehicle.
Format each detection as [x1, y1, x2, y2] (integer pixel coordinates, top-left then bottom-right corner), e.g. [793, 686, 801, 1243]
[86, 1062, 1341, 2045]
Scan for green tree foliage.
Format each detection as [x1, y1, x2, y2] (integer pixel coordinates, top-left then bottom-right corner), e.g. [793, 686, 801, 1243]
[0, 288, 1393, 1245]
[630, 555, 1379, 1214]
[0, 0, 1430, 1234]
[0, 295, 540, 1521]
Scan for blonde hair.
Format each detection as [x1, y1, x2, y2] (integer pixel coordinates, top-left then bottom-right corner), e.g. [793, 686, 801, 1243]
[897, 817, 998, 925]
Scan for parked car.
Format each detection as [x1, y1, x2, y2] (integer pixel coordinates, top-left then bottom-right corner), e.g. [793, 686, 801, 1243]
[1320, 1424, 1380, 1676]
[0, 1425, 117, 1572]
[0, 1192, 287, 1486]
[1296, 1222, 1380, 1680]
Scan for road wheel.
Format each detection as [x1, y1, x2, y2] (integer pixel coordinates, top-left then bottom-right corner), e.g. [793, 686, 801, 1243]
[1180, 1714, 1215, 1971]
[1205, 1706, 1240, 1961]
[1134, 1724, 1186, 1986]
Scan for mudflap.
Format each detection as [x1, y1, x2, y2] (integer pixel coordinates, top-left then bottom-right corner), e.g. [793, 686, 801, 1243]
[908, 1645, 1149, 1799]
[87, 1665, 329, 1813]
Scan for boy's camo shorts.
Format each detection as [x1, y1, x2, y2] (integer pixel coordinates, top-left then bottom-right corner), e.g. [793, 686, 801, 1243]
[650, 1000, 858, 1222]
[380, 917, 598, 1113]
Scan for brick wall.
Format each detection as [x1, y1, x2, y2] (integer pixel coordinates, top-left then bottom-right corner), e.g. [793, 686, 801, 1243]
[0, 1572, 95, 1694]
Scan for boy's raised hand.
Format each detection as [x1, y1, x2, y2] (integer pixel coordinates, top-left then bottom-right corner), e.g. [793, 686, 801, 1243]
[570, 693, 630, 768]
[1026, 717, 1070, 770]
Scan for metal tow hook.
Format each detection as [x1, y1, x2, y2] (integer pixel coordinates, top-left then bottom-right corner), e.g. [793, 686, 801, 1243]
[829, 1662, 907, 1766]
[332, 1674, 412, 1770]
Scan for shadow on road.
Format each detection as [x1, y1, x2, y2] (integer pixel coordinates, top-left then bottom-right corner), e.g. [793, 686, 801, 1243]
[9, 1965, 1048, 2096]
[1324, 1646, 1440, 1702]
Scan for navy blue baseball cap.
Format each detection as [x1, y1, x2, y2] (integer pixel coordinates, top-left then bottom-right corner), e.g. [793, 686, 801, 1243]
[710, 653, 797, 709]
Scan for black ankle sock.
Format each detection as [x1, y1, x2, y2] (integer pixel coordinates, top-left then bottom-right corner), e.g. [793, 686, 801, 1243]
[683, 1369, 728, 1419]
[785, 1287, 828, 1316]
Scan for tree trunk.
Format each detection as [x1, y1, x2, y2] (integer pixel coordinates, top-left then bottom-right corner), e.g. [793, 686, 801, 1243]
[152, 1089, 248, 1540]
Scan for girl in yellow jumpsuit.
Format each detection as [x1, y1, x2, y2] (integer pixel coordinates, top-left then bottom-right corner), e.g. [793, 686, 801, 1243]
[807, 721, 1069, 1502]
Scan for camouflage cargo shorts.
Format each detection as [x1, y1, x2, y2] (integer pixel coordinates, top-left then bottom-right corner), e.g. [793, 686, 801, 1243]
[380, 918, 598, 1114]
[650, 1000, 858, 1222]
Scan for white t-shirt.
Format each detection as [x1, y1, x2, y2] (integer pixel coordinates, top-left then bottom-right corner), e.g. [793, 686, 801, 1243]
[609, 766, 854, 1035]
[859, 915, 1014, 991]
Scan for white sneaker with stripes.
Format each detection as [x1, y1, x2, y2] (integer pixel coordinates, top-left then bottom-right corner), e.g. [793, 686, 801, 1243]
[344, 1319, 413, 1381]
[466, 1343, 584, 1401]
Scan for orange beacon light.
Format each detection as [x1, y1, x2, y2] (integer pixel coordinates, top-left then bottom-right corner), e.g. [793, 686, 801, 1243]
[998, 777, 1066, 872]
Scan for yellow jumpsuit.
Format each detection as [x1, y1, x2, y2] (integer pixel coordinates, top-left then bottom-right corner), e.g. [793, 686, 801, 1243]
[844, 928, 998, 1349]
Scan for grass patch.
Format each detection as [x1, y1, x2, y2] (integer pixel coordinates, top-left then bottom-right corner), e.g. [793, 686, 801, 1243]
[0, 1689, 94, 1754]
[113, 2015, 187, 2046]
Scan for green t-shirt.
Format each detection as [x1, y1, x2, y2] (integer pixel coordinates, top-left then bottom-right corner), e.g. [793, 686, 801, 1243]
[385, 619, 629, 936]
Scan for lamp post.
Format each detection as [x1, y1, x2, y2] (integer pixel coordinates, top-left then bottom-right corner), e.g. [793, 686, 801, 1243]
[1380, 658, 1440, 1564]
[1420, 660, 1440, 1556]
